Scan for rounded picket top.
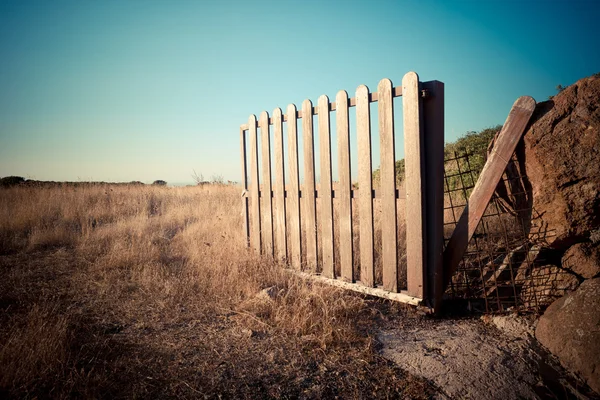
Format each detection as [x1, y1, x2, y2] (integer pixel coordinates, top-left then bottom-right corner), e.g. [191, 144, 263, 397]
[287, 103, 297, 117]
[402, 71, 419, 92]
[318, 94, 329, 109]
[272, 107, 283, 120]
[248, 114, 257, 128]
[302, 99, 313, 118]
[259, 110, 270, 122]
[377, 78, 393, 93]
[356, 84, 370, 97]
[336, 89, 349, 106]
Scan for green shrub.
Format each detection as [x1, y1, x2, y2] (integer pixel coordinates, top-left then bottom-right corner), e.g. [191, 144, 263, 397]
[371, 126, 500, 188]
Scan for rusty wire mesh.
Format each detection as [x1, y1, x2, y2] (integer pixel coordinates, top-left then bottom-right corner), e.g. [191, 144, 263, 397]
[443, 150, 562, 313]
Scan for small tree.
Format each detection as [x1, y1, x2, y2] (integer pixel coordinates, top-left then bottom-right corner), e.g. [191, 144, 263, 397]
[0, 176, 25, 187]
[152, 180, 167, 186]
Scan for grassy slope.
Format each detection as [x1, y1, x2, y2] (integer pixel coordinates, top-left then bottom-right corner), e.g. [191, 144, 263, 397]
[0, 184, 434, 398]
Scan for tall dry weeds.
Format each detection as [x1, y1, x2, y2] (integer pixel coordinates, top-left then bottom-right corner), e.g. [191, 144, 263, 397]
[0, 184, 433, 398]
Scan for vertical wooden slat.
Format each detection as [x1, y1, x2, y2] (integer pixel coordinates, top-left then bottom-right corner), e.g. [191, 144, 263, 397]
[403, 71, 426, 298]
[273, 108, 287, 261]
[336, 90, 354, 282]
[248, 114, 261, 253]
[259, 111, 274, 257]
[422, 80, 445, 311]
[240, 126, 250, 247]
[318, 95, 335, 278]
[356, 85, 374, 287]
[287, 104, 302, 269]
[302, 99, 318, 270]
[378, 78, 398, 292]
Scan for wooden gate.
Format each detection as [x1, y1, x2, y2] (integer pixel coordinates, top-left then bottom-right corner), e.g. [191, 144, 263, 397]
[240, 72, 444, 310]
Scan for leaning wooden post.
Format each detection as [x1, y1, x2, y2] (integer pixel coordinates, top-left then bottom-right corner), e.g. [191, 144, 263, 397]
[422, 80, 445, 312]
[442, 96, 536, 291]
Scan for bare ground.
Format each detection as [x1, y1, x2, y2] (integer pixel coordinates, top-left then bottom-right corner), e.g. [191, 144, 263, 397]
[1, 184, 597, 399]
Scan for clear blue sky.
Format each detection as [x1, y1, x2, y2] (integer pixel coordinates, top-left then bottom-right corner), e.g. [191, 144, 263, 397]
[1, 0, 598, 184]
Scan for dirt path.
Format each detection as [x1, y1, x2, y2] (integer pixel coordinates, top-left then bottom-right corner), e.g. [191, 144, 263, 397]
[378, 314, 595, 399]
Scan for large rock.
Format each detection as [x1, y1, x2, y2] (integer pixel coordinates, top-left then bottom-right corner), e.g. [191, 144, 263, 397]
[535, 278, 600, 393]
[523, 75, 600, 249]
[562, 242, 600, 279]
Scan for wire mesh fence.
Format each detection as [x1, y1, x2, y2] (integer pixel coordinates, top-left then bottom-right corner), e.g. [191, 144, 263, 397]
[443, 149, 564, 313]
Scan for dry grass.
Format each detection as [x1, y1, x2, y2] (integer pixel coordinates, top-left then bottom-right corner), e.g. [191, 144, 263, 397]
[0, 183, 434, 398]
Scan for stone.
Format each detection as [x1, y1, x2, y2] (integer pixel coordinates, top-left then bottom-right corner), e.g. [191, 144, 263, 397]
[562, 242, 600, 279]
[535, 278, 600, 393]
[520, 264, 580, 308]
[523, 74, 600, 249]
[256, 286, 279, 301]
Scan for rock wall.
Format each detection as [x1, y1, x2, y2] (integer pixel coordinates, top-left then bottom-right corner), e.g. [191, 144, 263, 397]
[523, 75, 600, 249]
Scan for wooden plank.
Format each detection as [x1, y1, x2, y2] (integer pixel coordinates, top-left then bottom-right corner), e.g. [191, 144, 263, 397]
[302, 99, 318, 270]
[318, 95, 335, 278]
[240, 126, 250, 247]
[378, 78, 398, 292]
[287, 270, 422, 306]
[443, 96, 536, 290]
[403, 71, 426, 299]
[287, 104, 302, 269]
[248, 114, 261, 253]
[336, 90, 354, 282]
[259, 111, 274, 257]
[356, 84, 374, 287]
[273, 108, 287, 261]
[422, 80, 445, 312]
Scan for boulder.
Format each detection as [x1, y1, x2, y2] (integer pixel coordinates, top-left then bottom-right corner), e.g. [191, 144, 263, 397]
[535, 278, 600, 393]
[523, 75, 600, 249]
[562, 242, 600, 279]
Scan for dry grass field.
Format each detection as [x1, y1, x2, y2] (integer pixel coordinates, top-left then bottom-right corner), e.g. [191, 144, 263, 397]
[0, 183, 434, 398]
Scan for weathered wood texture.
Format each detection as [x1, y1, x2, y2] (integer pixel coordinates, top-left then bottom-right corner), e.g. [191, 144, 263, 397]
[287, 104, 302, 269]
[238, 87, 403, 130]
[248, 114, 261, 253]
[356, 85, 374, 287]
[240, 126, 250, 247]
[318, 95, 335, 278]
[302, 99, 318, 270]
[273, 108, 287, 260]
[259, 111, 274, 256]
[240, 72, 447, 307]
[378, 78, 398, 292]
[442, 96, 536, 290]
[422, 81, 445, 312]
[336, 90, 354, 282]
[403, 72, 426, 298]
[288, 270, 422, 306]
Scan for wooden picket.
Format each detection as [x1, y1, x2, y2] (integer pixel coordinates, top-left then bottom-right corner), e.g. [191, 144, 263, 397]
[356, 85, 374, 287]
[287, 104, 301, 269]
[240, 72, 445, 310]
[318, 95, 335, 278]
